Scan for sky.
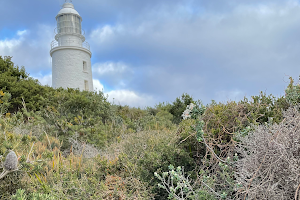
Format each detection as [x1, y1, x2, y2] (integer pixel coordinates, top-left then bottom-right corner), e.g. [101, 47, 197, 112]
[1, 0, 300, 108]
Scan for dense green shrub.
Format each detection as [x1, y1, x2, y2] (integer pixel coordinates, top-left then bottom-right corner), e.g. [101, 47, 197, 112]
[0, 56, 55, 113]
[40, 88, 112, 149]
[103, 130, 196, 199]
[0, 90, 11, 117]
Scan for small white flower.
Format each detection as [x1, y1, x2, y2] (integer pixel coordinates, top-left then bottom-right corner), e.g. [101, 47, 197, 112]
[189, 103, 195, 110]
[182, 109, 191, 120]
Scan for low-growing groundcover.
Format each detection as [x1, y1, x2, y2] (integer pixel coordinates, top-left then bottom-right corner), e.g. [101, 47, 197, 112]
[1, 56, 300, 199]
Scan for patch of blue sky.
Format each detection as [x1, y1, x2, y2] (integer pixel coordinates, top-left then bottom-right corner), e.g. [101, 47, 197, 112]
[0, 28, 26, 40]
[90, 56, 98, 65]
[97, 80, 112, 92]
[33, 70, 52, 77]
[183, 3, 206, 16]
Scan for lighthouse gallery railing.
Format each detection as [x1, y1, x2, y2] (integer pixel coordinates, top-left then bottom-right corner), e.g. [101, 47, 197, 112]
[50, 40, 90, 51]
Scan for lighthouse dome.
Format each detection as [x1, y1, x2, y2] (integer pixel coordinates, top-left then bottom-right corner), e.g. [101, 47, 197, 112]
[57, 3, 80, 16]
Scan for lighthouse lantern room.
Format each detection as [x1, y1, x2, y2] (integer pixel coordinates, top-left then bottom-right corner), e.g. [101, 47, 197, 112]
[50, 1, 93, 91]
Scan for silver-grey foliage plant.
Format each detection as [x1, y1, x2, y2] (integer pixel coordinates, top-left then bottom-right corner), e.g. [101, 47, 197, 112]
[4, 150, 18, 171]
[0, 150, 18, 180]
[235, 106, 300, 199]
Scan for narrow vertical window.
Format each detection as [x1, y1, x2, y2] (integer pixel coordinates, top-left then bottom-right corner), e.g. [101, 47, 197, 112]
[83, 61, 87, 72]
[84, 80, 89, 91]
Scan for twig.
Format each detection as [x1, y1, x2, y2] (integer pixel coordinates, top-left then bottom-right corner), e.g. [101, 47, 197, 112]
[201, 180, 223, 198]
[44, 130, 52, 151]
[27, 142, 35, 163]
[240, 118, 293, 199]
[21, 97, 27, 112]
[3, 131, 7, 141]
[295, 182, 300, 200]
[202, 135, 226, 163]
[178, 132, 196, 144]
[0, 169, 19, 180]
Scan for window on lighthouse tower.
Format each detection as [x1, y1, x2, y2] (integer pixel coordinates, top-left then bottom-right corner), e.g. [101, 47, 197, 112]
[84, 80, 89, 91]
[83, 61, 87, 72]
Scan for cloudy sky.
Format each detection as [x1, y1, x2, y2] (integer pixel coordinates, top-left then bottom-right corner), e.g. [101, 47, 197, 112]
[0, 0, 299, 108]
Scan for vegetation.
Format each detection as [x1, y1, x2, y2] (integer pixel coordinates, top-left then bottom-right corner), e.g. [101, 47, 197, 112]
[1, 55, 300, 199]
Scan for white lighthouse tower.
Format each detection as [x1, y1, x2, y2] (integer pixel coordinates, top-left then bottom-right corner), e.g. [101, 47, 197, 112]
[50, 1, 93, 91]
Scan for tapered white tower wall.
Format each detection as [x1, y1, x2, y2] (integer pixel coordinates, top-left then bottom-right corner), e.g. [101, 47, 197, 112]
[50, 2, 93, 91]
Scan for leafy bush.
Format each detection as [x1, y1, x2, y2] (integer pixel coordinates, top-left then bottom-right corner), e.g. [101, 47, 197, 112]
[0, 90, 11, 116]
[102, 129, 196, 199]
[40, 88, 112, 150]
[177, 92, 289, 166]
[0, 56, 55, 113]
[172, 103, 238, 199]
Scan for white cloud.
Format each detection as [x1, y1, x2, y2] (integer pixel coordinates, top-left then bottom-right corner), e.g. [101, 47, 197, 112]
[17, 30, 28, 36]
[32, 74, 52, 86]
[1, 25, 54, 76]
[93, 79, 104, 92]
[90, 25, 115, 44]
[92, 61, 134, 89]
[0, 29, 27, 54]
[93, 61, 131, 75]
[0, 39, 21, 51]
[106, 90, 155, 108]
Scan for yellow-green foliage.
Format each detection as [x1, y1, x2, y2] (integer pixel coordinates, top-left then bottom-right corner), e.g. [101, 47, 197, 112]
[0, 90, 11, 116]
[0, 129, 153, 199]
[203, 101, 246, 146]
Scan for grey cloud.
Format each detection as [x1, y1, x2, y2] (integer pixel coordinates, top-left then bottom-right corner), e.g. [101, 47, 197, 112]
[92, 61, 135, 89]
[2, 25, 54, 77]
[88, 1, 300, 105]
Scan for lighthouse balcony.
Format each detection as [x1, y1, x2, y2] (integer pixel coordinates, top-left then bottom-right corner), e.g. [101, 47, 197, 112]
[51, 40, 90, 51]
[54, 27, 85, 36]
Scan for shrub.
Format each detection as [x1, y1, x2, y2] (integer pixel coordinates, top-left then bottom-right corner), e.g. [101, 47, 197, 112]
[40, 88, 112, 150]
[0, 56, 55, 113]
[178, 92, 289, 166]
[172, 103, 238, 199]
[0, 90, 11, 116]
[284, 76, 300, 108]
[235, 106, 300, 199]
[102, 130, 196, 199]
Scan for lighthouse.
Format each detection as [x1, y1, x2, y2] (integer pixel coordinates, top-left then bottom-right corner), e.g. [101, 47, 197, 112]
[50, 1, 93, 91]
